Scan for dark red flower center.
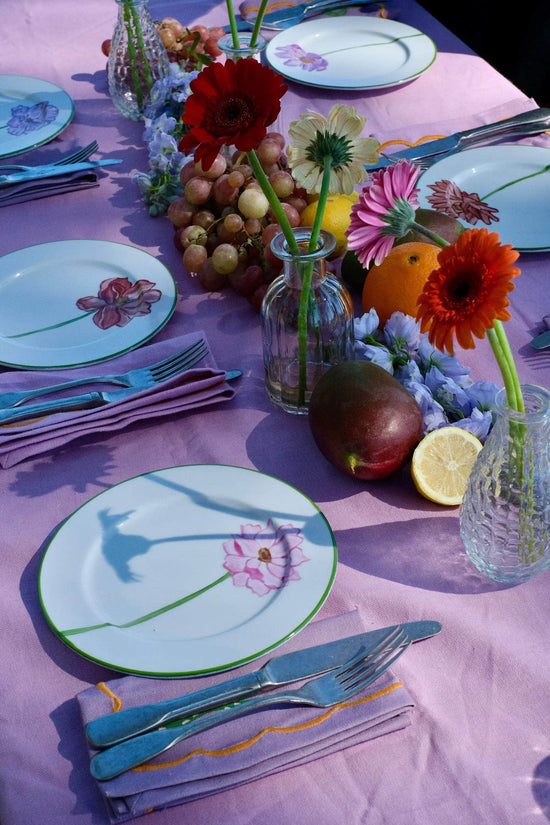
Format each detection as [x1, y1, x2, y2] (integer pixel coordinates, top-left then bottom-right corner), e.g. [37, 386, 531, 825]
[209, 94, 255, 137]
[444, 267, 483, 309]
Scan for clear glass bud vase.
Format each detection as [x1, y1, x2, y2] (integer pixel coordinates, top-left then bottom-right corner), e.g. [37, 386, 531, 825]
[459, 384, 550, 583]
[108, 0, 170, 121]
[261, 228, 354, 415]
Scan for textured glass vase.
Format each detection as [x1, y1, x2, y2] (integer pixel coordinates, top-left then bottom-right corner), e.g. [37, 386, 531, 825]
[460, 384, 550, 583]
[217, 32, 267, 61]
[261, 228, 354, 414]
[108, 0, 170, 120]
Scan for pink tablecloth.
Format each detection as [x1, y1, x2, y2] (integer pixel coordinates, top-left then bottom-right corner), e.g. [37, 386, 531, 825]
[1, 1, 550, 824]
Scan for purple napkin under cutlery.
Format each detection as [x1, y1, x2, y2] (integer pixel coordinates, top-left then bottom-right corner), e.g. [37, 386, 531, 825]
[0, 170, 100, 206]
[77, 610, 414, 823]
[0, 332, 236, 468]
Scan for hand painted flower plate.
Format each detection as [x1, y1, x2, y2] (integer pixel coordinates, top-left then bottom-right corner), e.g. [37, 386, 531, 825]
[418, 145, 550, 252]
[38, 464, 337, 677]
[265, 17, 436, 90]
[0, 75, 74, 159]
[0, 240, 177, 369]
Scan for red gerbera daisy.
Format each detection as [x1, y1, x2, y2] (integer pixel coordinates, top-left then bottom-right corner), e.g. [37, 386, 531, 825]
[416, 228, 520, 354]
[179, 58, 287, 170]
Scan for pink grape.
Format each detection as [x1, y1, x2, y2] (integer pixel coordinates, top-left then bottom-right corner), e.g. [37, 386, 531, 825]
[212, 243, 239, 274]
[179, 160, 196, 186]
[238, 188, 269, 219]
[193, 209, 216, 230]
[269, 170, 294, 198]
[182, 244, 208, 273]
[198, 258, 228, 291]
[194, 153, 227, 180]
[184, 176, 213, 205]
[227, 169, 245, 188]
[256, 138, 282, 167]
[228, 264, 264, 297]
[262, 223, 282, 246]
[224, 212, 244, 233]
[212, 174, 239, 205]
[244, 217, 262, 237]
[167, 197, 195, 228]
[180, 224, 208, 247]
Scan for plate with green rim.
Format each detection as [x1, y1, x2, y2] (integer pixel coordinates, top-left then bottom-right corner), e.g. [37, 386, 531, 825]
[0, 240, 177, 369]
[38, 464, 338, 677]
[0, 75, 74, 159]
[265, 16, 436, 90]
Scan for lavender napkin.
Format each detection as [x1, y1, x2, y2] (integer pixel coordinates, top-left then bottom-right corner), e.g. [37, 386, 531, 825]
[0, 170, 99, 206]
[0, 332, 236, 468]
[77, 610, 414, 823]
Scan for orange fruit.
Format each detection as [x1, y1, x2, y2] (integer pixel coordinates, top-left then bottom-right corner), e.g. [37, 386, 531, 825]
[361, 241, 441, 325]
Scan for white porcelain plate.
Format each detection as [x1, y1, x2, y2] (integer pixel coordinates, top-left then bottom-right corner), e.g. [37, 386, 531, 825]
[0, 75, 74, 159]
[265, 16, 436, 90]
[0, 240, 177, 369]
[39, 464, 337, 676]
[419, 145, 550, 252]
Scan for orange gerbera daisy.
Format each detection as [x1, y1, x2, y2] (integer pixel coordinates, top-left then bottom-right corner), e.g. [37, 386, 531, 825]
[416, 228, 520, 355]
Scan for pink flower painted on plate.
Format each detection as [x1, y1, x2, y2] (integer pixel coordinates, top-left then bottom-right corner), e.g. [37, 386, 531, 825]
[426, 179, 499, 225]
[274, 44, 328, 72]
[76, 277, 162, 330]
[222, 519, 309, 596]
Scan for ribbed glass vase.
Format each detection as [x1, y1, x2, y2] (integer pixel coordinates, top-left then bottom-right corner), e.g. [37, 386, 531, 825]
[108, 0, 170, 120]
[459, 384, 550, 583]
[261, 228, 354, 414]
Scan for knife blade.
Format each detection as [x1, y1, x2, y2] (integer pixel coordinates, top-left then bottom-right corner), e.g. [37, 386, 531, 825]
[366, 107, 550, 170]
[0, 159, 122, 186]
[85, 620, 441, 748]
[0, 371, 243, 424]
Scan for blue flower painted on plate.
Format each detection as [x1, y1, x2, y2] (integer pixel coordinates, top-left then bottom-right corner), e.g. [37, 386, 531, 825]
[6, 100, 59, 135]
[274, 44, 328, 72]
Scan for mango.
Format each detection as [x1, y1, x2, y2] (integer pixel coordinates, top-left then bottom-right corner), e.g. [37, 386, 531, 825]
[308, 361, 424, 480]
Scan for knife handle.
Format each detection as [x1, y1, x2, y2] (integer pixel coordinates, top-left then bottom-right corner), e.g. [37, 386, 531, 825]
[86, 671, 264, 749]
[458, 108, 550, 146]
[0, 392, 104, 423]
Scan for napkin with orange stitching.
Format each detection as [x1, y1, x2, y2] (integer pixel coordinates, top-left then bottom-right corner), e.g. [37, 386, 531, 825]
[0, 331, 236, 468]
[77, 610, 414, 823]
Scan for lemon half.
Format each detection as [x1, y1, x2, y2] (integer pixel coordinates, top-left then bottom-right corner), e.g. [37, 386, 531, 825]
[411, 426, 483, 506]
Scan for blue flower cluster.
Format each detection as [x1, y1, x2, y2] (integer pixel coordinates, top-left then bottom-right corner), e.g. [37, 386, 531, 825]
[354, 310, 500, 441]
[132, 63, 198, 215]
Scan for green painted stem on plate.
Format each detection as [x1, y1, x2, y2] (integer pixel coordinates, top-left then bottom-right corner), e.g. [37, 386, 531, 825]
[6, 310, 95, 339]
[320, 32, 423, 58]
[482, 164, 550, 201]
[61, 571, 232, 637]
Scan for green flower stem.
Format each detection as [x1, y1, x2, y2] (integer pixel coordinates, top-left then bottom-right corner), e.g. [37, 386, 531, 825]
[246, 149, 299, 253]
[128, 1, 154, 92]
[410, 221, 448, 248]
[250, 0, 270, 47]
[225, 0, 240, 49]
[123, 2, 144, 108]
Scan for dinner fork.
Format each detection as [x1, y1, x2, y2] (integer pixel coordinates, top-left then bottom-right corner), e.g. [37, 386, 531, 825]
[0, 339, 208, 411]
[89, 626, 410, 781]
[0, 140, 99, 174]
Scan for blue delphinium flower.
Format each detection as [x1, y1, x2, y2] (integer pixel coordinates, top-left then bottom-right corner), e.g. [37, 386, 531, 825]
[353, 311, 500, 440]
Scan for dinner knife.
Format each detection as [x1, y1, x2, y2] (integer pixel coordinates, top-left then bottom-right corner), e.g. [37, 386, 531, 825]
[530, 329, 550, 349]
[85, 620, 441, 748]
[0, 159, 122, 186]
[366, 107, 550, 170]
[0, 371, 243, 424]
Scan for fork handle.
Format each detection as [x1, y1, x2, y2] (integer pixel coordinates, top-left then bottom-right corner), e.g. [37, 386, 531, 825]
[90, 691, 298, 781]
[4, 376, 122, 408]
[0, 392, 104, 423]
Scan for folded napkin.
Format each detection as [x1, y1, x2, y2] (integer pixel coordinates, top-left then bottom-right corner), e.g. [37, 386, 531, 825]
[238, 0, 398, 25]
[0, 170, 99, 206]
[0, 332, 236, 468]
[77, 610, 414, 823]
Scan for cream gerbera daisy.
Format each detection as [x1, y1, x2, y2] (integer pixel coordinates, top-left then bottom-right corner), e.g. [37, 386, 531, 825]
[286, 104, 380, 195]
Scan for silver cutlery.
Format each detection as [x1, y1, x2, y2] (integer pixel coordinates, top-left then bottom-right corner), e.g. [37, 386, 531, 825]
[226, 0, 383, 31]
[0, 140, 99, 174]
[0, 341, 209, 423]
[86, 619, 441, 749]
[0, 159, 122, 186]
[367, 107, 550, 171]
[89, 626, 411, 781]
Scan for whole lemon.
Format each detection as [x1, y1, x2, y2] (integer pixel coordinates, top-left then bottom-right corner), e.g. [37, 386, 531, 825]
[361, 241, 441, 325]
[300, 193, 358, 258]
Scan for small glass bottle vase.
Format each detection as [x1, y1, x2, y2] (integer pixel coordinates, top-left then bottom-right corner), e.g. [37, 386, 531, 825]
[459, 384, 550, 584]
[261, 228, 354, 415]
[108, 0, 170, 121]
[217, 32, 267, 62]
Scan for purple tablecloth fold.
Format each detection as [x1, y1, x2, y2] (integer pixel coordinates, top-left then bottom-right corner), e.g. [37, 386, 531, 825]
[0, 332, 236, 468]
[77, 611, 414, 823]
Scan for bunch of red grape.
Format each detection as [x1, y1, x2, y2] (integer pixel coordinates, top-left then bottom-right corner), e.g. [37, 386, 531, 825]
[168, 132, 311, 311]
[101, 18, 225, 67]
